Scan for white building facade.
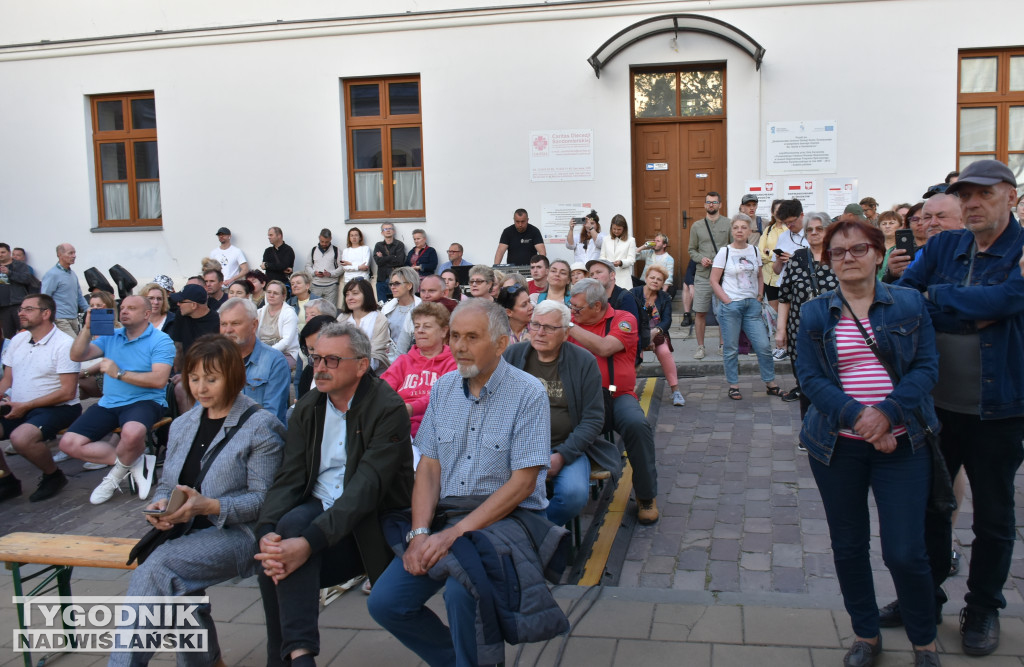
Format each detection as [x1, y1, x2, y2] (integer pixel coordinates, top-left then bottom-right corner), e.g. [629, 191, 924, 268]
[1, 0, 1021, 287]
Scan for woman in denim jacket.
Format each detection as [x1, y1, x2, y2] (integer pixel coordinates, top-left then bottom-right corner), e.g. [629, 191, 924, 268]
[796, 219, 942, 667]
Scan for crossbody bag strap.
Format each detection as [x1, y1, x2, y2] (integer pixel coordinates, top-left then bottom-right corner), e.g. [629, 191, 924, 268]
[805, 250, 821, 296]
[194, 404, 262, 492]
[704, 219, 718, 254]
[604, 317, 615, 391]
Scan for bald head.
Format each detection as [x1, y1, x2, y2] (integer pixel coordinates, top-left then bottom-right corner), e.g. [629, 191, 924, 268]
[923, 194, 964, 238]
[56, 243, 77, 268]
[419, 274, 447, 303]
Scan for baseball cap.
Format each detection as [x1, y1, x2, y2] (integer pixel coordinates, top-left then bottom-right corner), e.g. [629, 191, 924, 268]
[843, 203, 866, 219]
[169, 283, 209, 305]
[570, 262, 587, 274]
[215, 227, 231, 236]
[946, 159, 1018, 195]
[586, 259, 616, 273]
[741, 194, 759, 205]
[921, 183, 948, 199]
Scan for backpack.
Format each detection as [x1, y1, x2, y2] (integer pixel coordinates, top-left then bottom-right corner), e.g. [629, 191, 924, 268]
[310, 244, 339, 269]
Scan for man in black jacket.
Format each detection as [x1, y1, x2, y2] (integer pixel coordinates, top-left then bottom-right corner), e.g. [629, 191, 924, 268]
[373, 222, 406, 303]
[262, 226, 296, 286]
[0, 243, 34, 339]
[255, 322, 414, 667]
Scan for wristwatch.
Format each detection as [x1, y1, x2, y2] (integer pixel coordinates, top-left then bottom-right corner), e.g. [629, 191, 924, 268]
[567, 322, 575, 331]
[405, 527, 431, 544]
[116, 369, 127, 380]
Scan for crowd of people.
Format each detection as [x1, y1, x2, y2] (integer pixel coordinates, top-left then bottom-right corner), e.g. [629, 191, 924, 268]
[2, 163, 1024, 666]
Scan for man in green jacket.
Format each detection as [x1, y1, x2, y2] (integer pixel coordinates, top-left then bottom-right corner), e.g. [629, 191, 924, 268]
[255, 322, 414, 667]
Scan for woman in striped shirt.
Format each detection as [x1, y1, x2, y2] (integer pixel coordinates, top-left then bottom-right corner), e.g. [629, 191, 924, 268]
[796, 218, 942, 667]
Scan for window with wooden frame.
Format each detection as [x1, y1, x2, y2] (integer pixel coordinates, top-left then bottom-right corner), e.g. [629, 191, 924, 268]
[343, 76, 424, 219]
[91, 92, 161, 228]
[957, 48, 1024, 195]
[632, 65, 725, 120]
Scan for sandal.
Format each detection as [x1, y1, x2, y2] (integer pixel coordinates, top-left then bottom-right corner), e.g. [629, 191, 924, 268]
[766, 386, 782, 397]
[728, 388, 742, 400]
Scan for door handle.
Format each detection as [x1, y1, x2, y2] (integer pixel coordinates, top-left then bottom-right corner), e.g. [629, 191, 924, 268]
[681, 210, 688, 230]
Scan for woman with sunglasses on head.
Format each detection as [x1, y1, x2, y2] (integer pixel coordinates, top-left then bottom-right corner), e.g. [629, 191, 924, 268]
[497, 284, 533, 343]
[796, 218, 941, 667]
[336, 279, 391, 372]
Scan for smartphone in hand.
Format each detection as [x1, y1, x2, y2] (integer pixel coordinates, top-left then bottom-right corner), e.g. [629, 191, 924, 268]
[142, 487, 189, 516]
[894, 229, 916, 255]
[90, 308, 115, 337]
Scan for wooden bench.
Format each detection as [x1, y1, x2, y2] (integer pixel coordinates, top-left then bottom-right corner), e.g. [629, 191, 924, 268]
[0, 532, 136, 667]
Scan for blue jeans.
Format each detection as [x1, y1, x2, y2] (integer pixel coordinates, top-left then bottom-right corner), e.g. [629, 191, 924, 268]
[376, 281, 393, 303]
[928, 409, 1024, 612]
[368, 556, 478, 667]
[717, 298, 774, 385]
[810, 435, 936, 646]
[546, 454, 591, 526]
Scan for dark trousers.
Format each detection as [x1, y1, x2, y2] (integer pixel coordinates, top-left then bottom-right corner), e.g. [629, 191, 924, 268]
[0, 304, 19, 340]
[789, 360, 811, 419]
[612, 394, 657, 500]
[258, 499, 364, 665]
[375, 281, 393, 303]
[927, 409, 1024, 612]
[810, 436, 936, 646]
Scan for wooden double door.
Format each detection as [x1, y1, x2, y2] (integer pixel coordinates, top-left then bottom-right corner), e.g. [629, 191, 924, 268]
[632, 121, 725, 282]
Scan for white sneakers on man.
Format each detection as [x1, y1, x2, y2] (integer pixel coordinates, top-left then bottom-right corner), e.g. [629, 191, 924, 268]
[694, 345, 706, 360]
[89, 454, 156, 504]
[129, 454, 156, 500]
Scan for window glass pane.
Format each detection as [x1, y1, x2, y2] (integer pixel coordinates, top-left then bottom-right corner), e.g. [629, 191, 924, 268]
[961, 57, 998, 93]
[134, 141, 160, 179]
[391, 127, 422, 168]
[352, 129, 382, 169]
[1007, 154, 1024, 199]
[131, 99, 157, 130]
[96, 101, 124, 131]
[959, 153, 996, 171]
[960, 107, 997, 152]
[350, 84, 380, 117]
[103, 183, 130, 220]
[634, 73, 677, 118]
[138, 182, 162, 219]
[1009, 107, 1024, 151]
[1011, 56, 1024, 91]
[679, 70, 724, 117]
[100, 143, 127, 180]
[389, 82, 420, 115]
[354, 172, 384, 211]
[394, 171, 423, 210]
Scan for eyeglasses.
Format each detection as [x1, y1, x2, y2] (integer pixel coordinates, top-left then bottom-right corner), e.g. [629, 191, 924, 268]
[309, 354, 362, 369]
[17, 306, 44, 312]
[827, 243, 872, 260]
[705, 201, 720, 206]
[468, 279, 489, 286]
[447, 249, 461, 253]
[388, 281, 405, 288]
[908, 216, 922, 224]
[806, 227, 824, 234]
[528, 321, 565, 334]
[569, 303, 587, 314]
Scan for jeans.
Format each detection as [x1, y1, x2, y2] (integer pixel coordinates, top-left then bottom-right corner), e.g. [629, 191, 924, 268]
[368, 556, 479, 667]
[546, 454, 591, 526]
[612, 394, 657, 500]
[717, 298, 775, 385]
[810, 435, 936, 646]
[376, 281, 393, 303]
[927, 409, 1024, 612]
[258, 499, 364, 665]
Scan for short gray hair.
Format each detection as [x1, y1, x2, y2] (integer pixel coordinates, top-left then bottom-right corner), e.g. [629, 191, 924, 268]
[570, 278, 607, 309]
[290, 272, 311, 286]
[468, 265, 494, 284]
[318, 321, 371, 359]
[533, 299, 570, 327]
[220, 297, 258, 320]
[804, 211, 831, 229]
[452, 298, 509, 344]
[731, 212, 753, 227]
[391, 266, 420, 292]
[305, 298, 337, 317]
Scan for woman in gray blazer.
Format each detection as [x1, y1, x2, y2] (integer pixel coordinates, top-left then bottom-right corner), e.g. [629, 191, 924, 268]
[110, 335, 286, 667]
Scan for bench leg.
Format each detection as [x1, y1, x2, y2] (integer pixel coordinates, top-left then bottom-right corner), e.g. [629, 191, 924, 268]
[8, 562, 76, 667]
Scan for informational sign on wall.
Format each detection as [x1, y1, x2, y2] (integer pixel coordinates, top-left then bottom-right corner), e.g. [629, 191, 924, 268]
[540, 203, 591, 244]
[529, 129, 595, 182]
[784, 179, 818, 213]
[824, 177, 859, 218]
[766, 121, 837, 175]
[743, 180, 779, 218]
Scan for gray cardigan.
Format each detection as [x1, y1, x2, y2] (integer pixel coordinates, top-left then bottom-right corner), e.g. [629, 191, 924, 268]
[155, 394, 286, 541]
[503, 341, 622, 478]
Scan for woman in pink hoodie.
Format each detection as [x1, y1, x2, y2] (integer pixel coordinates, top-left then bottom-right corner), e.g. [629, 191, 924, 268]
[380, 301, 456, 468]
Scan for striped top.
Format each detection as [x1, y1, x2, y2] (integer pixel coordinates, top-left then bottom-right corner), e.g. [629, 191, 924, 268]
[836, 317, 907, 439]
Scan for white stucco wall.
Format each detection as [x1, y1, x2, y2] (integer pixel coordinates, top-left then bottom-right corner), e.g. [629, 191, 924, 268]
[0, 0, 1018, 286]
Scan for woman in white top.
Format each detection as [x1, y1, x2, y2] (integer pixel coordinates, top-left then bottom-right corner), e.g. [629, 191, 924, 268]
[380, 266, 421, 359]
[710, 214, 780, 400]
[600, 214, 637, 289]
[256, 280, 300, 369]
[341, 227, 371, 283]
[336, 278, 391, 371]
[565, 209, 605, 264]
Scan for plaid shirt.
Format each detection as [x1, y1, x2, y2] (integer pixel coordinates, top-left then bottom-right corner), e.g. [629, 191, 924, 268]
[415, 358, 550, 510]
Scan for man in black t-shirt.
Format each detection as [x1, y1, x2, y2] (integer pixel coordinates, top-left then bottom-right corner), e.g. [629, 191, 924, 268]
[262, 226, 296, 286]
[493, 208, 546, 266]
[168, 284, 220, 411]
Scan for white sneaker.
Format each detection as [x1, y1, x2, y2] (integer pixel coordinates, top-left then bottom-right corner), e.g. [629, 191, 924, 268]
[672, 390, 686, 406]
[90, 470, 126, 504]
[772, 348, 789, 360]
[82, 461, 108, 470]
[129, 454, 156, 500]
[52, 450, 69, 462]
[694, 345, 706, 360]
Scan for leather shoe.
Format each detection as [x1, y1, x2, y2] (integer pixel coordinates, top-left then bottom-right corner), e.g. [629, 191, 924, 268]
[843, 636, 881, 667]
[960, 606, 999, 656]
[913, 649, 941, 667]
[637, 498, 659, 525]
[878, 599, 943, 627]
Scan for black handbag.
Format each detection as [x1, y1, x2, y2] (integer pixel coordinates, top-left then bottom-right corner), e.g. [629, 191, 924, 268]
[834, 290, 957, 519]
[127, 404, 261, 566]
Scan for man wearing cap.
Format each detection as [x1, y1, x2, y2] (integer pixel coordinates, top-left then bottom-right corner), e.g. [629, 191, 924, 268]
[687, 192, 730, 360]
[210, 227, 249, 285]
[896, 159, 1024, 656]
[859, 197, 880, 225]
[738, 194, 764, 245]
[40, 243, 88, 337]
[168, 283, 220, 411]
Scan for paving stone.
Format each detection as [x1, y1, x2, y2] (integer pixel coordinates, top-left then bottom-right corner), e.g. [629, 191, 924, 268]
[712, 644, 813, 667]
[671, 570, 708, 591]
[744, 607, 840, 647]
[572, 600, 653, 639]
[688, 605, 743, 644]
[772, 566, 807, 593]
[688, 510, 717, 530]
[708, 561, 740, 592]
[740, 552, 771, 572]
[614, 639, 711, 665]
[642, 555, 677, 575]
[772, 543, 803, 568]
[710, 539, 740, 562]
[677, 547, 709, 571]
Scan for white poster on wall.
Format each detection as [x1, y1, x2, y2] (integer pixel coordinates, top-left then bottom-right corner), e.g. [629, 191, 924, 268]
[784, 179, 818, 213]
[767, 121, 837, 175]
[824, 177, 859, 218]
[540, 203, 591, 244]
[529, 129, 595, 182]
[743, 179, 779, 218]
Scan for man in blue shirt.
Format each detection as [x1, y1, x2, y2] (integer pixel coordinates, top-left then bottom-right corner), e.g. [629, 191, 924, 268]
[218, 297, 290, 424]
[435, 242, 474, 275]
[897, 159, 1024, 657]
[60, 295, 174, 505]
[40, 243, 88, 337]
